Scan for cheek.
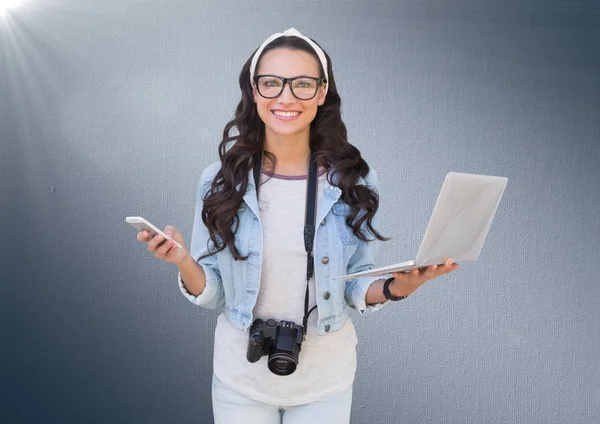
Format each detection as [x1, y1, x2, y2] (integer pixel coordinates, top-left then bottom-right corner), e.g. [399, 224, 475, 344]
[252, 88, 273, 124]
[302, 103, 319, 121]
[255, 100, 273, 122]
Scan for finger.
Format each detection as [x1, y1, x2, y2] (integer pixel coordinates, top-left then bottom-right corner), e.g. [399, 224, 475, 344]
[436, 263, 459, 277]
[443, 259, 459, 270]
[391, 272, 410, 284]
[148, 234, 166, 251]
[439, 259, 453, 273]
[399, 268, 416, 282]
[166, 225, 182, 239]
[137, 230, 149, 242]
[425, 265, 437, 278]
[155, 239, 174, 258]
[410, 268, 423, 283]
[165, 226, 184, 246]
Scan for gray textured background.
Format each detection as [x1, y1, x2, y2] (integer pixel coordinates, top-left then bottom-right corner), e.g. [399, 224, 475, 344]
[2, 0, 599, 423]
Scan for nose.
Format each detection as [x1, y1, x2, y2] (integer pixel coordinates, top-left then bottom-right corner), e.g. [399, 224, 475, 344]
[276, 82, 296, 103]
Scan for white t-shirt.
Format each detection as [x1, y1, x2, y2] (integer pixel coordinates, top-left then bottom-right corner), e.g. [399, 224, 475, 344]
[212, 170, 358, 406]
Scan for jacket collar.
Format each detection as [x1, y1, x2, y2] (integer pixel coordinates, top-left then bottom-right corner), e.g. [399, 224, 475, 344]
[242, 166, 344, 226]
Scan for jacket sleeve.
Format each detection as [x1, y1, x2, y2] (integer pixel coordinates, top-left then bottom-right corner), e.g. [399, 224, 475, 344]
[344, 168, 391, 315]
[177, 163, 225, 309]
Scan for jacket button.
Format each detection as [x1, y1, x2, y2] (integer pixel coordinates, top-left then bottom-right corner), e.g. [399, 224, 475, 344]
[325, 324, 331, 332]
[323, 291, 330, 300]
[320, 218, 326, 226]
[321, 256, 329, 264]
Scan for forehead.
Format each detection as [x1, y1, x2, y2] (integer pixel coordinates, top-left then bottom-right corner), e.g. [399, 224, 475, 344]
[256, 48, 321, 77]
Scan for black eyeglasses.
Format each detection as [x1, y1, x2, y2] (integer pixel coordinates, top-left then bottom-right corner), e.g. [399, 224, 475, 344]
[253, 75, 326, 100]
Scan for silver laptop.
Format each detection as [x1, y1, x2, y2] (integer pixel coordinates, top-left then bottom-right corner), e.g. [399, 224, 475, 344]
[333, 172, 508, 281]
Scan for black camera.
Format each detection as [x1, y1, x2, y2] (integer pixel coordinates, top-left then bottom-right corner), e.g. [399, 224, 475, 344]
[246, 318, 304, 376]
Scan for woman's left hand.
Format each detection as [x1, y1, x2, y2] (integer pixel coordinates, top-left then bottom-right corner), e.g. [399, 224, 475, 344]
[389, 257, 459, 297]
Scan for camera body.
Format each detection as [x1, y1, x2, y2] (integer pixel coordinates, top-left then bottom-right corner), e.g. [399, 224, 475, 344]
[246, 318, 304, 376]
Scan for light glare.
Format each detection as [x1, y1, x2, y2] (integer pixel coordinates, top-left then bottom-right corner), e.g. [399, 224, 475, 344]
[0, 0, 21, 17]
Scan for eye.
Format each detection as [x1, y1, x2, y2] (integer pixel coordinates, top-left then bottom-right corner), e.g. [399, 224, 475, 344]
[260, 77, 282, 88]
[294, 79, 316, 89]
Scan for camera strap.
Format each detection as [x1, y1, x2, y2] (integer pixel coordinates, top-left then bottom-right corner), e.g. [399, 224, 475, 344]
[253, 151, 318, 337]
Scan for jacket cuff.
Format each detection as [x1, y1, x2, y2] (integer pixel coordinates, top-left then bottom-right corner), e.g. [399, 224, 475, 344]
[349, 275, 391, 315]
[177, 262, 223, 308]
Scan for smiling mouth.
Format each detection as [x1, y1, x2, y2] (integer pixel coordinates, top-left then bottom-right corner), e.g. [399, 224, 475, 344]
[271, 110, 302, 120]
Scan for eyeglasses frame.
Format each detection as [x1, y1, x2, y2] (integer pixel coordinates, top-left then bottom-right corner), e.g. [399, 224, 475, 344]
[252, 74, 327, 100]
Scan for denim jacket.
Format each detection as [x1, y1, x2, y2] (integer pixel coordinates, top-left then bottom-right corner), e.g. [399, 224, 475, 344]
[178, 162, 390, 335]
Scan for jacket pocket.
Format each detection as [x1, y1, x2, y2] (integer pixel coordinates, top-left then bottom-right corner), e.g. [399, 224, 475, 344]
[331, 202, 359, 245]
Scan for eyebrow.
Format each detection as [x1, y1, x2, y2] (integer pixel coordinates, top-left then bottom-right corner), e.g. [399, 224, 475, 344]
[257, 74, 321, 79]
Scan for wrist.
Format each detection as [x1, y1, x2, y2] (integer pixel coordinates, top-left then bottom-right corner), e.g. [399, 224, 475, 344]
[382, 277, 408, 301]
[176, 253, 194, 268]
[388, 278, 414, 297]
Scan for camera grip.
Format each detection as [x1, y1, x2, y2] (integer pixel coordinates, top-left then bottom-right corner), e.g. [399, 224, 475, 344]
[246, 333, 264, 363]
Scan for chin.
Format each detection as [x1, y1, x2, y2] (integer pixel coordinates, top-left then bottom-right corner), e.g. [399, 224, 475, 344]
[268, 123, 309, 137]
[270, 129, 304, 138]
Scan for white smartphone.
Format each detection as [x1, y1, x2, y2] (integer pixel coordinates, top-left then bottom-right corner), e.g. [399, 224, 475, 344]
[125, 216, 183, 250]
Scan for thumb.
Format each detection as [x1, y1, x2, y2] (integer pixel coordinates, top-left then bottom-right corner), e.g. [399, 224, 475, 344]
[164, 224, 176, 237]
[164, 225, 184, 243]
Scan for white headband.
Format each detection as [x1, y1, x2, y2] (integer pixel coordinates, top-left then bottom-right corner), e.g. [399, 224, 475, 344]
[249, 27, 329, 94]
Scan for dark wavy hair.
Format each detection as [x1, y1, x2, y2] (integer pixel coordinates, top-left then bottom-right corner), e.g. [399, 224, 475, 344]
[199, 34, 389, 261]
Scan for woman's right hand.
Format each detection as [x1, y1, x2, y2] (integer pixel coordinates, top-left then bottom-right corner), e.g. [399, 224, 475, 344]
[136, 225, 189, 266]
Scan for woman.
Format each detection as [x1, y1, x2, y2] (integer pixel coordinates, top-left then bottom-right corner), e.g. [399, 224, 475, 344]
[136, 28, 458, 424]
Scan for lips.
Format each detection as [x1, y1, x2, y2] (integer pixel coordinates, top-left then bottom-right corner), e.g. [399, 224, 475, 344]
[271, 110, 302, 121]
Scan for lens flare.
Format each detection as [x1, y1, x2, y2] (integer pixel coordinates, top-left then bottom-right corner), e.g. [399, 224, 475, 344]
[0, 0, 21, 17]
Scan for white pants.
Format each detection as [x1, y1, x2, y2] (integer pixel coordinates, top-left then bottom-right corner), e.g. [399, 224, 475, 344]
[211, 372, 353, 424]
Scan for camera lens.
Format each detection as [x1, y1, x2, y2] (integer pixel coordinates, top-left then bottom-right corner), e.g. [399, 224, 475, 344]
[267, 352, 297, 376]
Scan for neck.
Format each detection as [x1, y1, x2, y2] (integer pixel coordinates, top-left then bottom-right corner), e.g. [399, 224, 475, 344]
[263, 127, 311, 175]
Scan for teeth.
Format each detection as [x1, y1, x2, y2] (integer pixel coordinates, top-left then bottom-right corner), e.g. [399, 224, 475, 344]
[273, 111, 300, 117]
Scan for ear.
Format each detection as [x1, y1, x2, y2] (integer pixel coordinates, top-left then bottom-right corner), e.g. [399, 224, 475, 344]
[252, 84, 258, 104]
[317, 86, 327, 106]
